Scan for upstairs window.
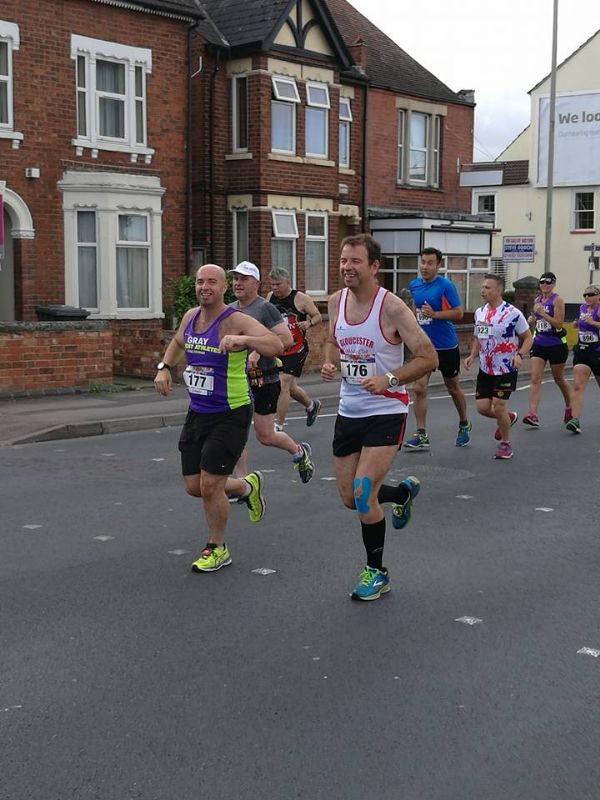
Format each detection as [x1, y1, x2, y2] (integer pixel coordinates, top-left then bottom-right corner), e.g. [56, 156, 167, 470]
[0, 21, 20, 139]
[71, 35, 152, 155]
[339, 97, 352, 168]
[271, 75, 300, 154]
[305, 81, 330, 159]
[232, 75, 248, 151]
[397, 109, 442, 187]
[475, 193, 496, 226]
[573, 192, 595, 231]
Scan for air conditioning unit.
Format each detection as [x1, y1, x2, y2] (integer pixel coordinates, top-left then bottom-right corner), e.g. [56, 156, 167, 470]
[25, 167, 40, 178]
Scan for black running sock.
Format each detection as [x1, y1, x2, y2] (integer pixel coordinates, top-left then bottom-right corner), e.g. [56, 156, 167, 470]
[378, 483, 410, 505]
[361, 518, 386, 571]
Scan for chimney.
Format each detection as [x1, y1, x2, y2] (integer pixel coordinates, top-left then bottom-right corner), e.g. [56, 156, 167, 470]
[457, 89, 475, 104]
[349, 36, 368, 71]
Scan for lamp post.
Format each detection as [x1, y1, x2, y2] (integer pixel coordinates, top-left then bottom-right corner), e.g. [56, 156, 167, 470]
[543, 0, 559, 273]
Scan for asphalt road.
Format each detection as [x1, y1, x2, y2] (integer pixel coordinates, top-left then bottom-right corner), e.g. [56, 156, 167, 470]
[2, 379, 599, 800]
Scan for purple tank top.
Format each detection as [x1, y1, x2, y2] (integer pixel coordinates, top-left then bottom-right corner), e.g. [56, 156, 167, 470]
[533, 292, 565, 347]
[577, 303, 600, 351]
[183, 307, 251, 413]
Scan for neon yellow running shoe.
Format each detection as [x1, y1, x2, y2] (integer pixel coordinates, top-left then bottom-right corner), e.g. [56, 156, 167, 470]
[241, 471, 265, 522]
[191, 544, 232, 572]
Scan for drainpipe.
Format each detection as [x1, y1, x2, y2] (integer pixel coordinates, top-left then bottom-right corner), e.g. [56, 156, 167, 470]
[361, 80, 369, 233]
[208, 48, 221, 263]
[185, 23, 196, 275]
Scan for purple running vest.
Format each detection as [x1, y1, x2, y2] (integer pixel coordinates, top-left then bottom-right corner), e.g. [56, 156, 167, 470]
[576, 303, 600, 351]
[533, 292, 565, 347]
[182, 307, 251, 413]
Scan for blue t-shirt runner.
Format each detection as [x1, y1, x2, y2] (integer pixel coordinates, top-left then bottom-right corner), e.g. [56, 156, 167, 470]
[408, 274, 461, 350]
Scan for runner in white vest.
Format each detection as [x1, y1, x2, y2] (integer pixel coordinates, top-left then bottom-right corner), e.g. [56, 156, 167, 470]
[322, 234, 438, 601]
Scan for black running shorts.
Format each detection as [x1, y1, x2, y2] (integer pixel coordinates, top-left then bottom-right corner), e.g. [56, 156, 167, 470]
[573, 345, 600, 376]
[251, 381, 281, 415]
[333, 413, 407, 457]
[530, 342, 569, 365]
[280, 348, 309, 377]
[475, 369, 518, 400]
[178, 405, 252, 476]
[435, 346, 461, 378]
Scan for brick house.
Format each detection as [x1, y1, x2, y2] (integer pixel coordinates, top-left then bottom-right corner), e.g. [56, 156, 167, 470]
[1, 0, 492, 391]
[193, 0, 493, 322]
[0, 0, 203, 380]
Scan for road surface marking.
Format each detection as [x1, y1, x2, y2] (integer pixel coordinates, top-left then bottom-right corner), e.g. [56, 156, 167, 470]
[455, 616, 483, 625]
[93, 536, 115, 541]
[168, 549, 190, 556]
[535, 507, 554, 512]
[456, 495, 473, 500]
[251, 568, 276, 575]
[23, 524, 43, 530]
[577, 647, 600, 658]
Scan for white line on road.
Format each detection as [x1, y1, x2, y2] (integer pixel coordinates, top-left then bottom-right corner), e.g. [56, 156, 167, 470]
[251, 568, 276, 575]
[23, 524, 43, 530]
[455, 495, 474, 500]
[577, 647, 600, 658]
[535, 507, 554, 512]
[93, 536, 115, 542]
[455, 616, 483, 625]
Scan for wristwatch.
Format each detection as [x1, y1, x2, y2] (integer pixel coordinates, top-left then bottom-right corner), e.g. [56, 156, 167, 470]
[156, 361, 171, 371]
[385, 371, 399, 387]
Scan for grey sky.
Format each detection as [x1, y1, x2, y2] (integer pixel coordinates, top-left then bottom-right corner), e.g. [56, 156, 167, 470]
[348, 0, 600, 162]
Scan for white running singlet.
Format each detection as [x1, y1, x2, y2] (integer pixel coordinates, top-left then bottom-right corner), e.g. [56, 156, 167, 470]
[335, 287, 409, 418]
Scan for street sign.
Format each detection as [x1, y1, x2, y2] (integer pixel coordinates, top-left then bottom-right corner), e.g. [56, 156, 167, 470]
[502, 235, 536, 262]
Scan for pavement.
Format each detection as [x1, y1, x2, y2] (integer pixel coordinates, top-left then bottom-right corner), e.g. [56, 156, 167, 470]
[0, 357, 570, 447]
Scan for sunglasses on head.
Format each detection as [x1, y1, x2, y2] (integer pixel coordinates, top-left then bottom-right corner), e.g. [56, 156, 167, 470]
[539, 278, 554, 284]
[583, 292, 599, 298]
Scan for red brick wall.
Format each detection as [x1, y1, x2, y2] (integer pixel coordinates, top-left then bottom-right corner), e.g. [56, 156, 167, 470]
[0, 323, 113, 393]
[112, 319, 165, 378]
[366, 89, 473, 213]
[2, 0, 190, 320]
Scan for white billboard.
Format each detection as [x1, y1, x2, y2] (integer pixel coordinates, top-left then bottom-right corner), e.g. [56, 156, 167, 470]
[537, 91, 600, 186]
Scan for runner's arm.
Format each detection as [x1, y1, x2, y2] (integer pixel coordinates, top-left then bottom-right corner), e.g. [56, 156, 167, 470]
[221, 315, 284, 356]
[154, 308, 193, 395]
[321, 292, 340, 381]
[295, 292, 322, 331]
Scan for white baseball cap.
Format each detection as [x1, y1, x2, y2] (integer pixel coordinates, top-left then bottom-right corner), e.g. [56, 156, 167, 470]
[229, 261, 260, 280]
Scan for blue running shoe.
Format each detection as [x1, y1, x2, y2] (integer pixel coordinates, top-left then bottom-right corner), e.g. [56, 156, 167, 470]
[350, 566, 390, 601]
[391, 476, 421, 530]
[404, 431, 430, 451]
[455, 421, 472, 447]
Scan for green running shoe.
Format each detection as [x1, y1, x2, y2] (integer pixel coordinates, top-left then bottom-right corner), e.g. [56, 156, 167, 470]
[241, 471, 265, 522]
[293, 442, 314, 483]
[191, 544, 232, 572]
[351, 566, 390, 601]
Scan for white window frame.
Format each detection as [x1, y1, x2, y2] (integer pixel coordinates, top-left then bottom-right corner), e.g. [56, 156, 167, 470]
[304, 211, 328, 295]
[271, 209, 298, 284]
[339, 98, 352, 168]
[573, 191, 595, 231]
[76, 209, 99, 311]
[473, 192, 497, 226]
[116, 212, 151, 310]
[272, 75, 300, 103]
[0, 21, 23, 146]
[232, 208, 249, 264]
[305, 80, 330, 159]
[61, 171, 164, 319]
[272, 209, 299, 239]
[271, 75, 299, 156]
[70, 35, 154, 160]
[232, 74, 248, 152]
[397, 109, 441, 188]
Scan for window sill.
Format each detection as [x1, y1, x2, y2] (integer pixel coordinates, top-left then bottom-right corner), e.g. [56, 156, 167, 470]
[339, 167, 355, 175]
[396, 182, 442, 191]
[304, 157, 335, 167]
[0, 129, 24, 149]
[225, 152, 253, 161]
[268, 153, 303, 164]
[570, 229, 596, 234]
[72, 138, 156, 164]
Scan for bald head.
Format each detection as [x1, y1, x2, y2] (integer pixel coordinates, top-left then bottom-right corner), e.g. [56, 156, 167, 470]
[195, 264, 227, 308]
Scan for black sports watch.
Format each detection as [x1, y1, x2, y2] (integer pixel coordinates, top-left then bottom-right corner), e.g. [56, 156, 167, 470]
[156, 361, 172, 371]
[385, 371, 399, 387]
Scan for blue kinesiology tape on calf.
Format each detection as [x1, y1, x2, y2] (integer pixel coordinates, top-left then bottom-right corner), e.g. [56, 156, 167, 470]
[353, 476, 372, 514]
